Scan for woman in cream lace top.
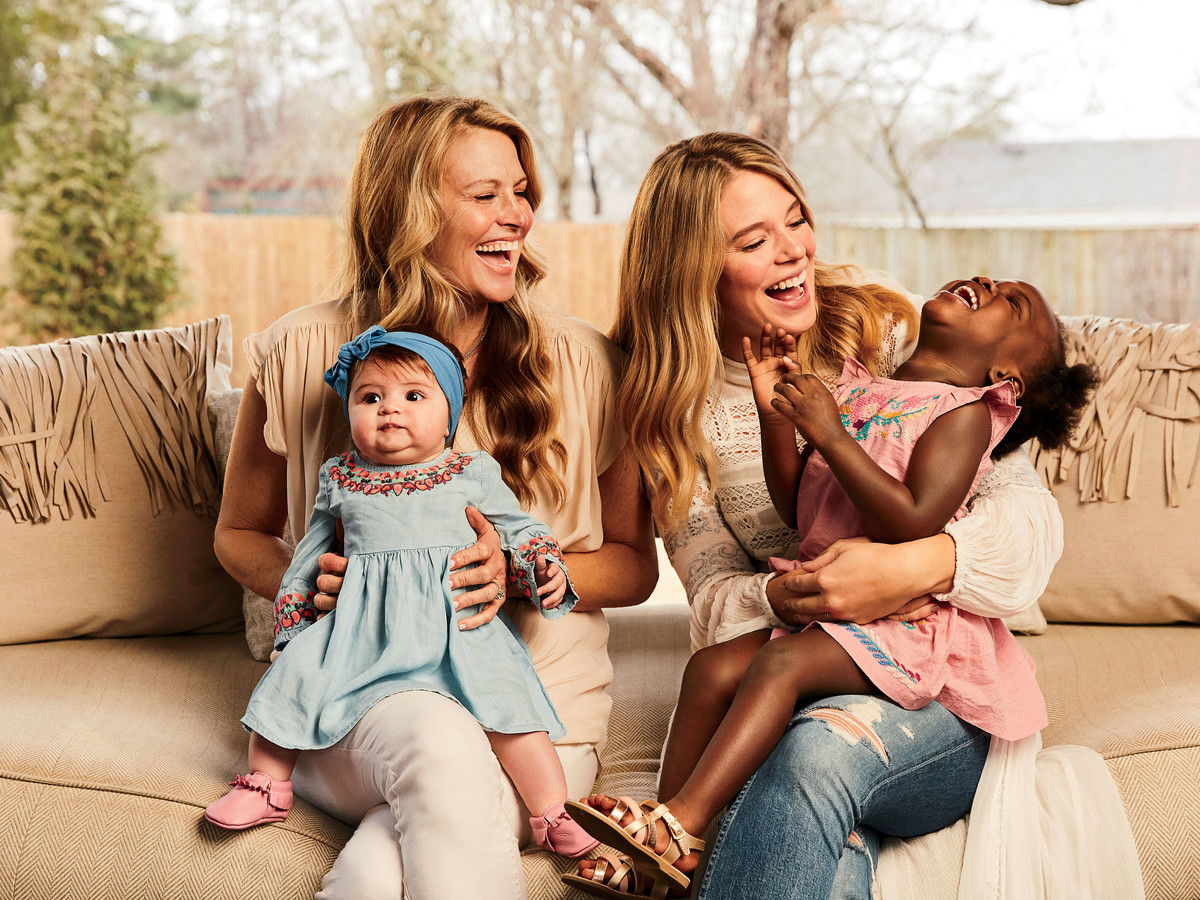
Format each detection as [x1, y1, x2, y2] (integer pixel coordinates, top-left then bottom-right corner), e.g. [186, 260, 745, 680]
[568, 133, 1061, 899]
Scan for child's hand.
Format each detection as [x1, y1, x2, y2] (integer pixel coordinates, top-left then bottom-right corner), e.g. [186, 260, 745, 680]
[533, 555, 568, 609]
[771, 372, 843, 447]
[742, 324, 798, 418]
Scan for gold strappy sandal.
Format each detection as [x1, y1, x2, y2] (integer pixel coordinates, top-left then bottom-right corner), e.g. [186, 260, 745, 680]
[561, 854, 671, 899]
[565, 797, 705, 891]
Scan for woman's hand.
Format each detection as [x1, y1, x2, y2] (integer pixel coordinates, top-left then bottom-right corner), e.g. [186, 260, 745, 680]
[449, 506, 509, 630]
[885, 597, 940, 623]
[313, 552, 348, 617]
[767, 534, 955, 626]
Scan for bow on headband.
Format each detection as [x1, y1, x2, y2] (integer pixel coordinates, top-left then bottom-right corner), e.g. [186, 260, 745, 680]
[323, 326, 465, 440]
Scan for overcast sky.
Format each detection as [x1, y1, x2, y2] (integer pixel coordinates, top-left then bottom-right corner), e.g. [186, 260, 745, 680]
[980, 0, 1200, 141]
[128, 0, 1200, 145]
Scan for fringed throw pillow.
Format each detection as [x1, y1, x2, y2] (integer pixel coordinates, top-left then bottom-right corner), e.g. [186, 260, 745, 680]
[1033, 316, 1200, 624]
[0, 318, 243, 643]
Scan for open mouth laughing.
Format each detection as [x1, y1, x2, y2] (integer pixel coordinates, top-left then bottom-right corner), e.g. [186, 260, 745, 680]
[475, 240, 519, 272]
[937, 282, 990, 310]
[764, 273, 808, 308]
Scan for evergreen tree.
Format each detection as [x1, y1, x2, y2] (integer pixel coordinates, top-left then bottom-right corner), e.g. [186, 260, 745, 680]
[0, 1, 31, 176]
[5, 1, 179, 340]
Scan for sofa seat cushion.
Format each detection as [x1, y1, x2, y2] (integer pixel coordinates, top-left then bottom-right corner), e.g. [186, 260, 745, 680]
[1020, 624, 1200, 897]
[0, 634, 350, 899]
[1019, 624, 1200, 757]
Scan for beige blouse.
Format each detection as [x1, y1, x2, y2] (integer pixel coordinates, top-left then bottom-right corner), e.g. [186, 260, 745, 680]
[245, 299, 626, 749]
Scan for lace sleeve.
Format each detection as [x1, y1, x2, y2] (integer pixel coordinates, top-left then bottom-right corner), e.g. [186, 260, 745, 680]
[937, 447, 1063, 617]
[660, 465, 781, 652]
[882, 309, 917, 374]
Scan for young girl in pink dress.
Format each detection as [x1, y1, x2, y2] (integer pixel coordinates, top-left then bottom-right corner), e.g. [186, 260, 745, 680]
[564, 275, 1097, 897]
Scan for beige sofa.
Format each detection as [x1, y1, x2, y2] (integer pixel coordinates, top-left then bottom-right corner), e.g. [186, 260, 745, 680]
[1, 315, 1197, 899]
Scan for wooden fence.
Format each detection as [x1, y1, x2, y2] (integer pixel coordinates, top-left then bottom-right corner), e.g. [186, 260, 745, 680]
[2, 212, 1197, 385]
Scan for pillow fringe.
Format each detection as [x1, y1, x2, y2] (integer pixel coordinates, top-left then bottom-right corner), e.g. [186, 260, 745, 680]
[1032, 316, 1200, 507]
[0, 343, 108, 523]
[0, 318, 227, 523]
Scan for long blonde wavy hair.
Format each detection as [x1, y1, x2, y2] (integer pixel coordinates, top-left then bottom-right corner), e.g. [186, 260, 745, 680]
[335, 96, 566, 507]
[611, 132, 918, 528]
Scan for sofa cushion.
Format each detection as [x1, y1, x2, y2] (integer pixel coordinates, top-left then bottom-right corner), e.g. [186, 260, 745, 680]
[1033, 317, 1200, 624]
[0, 319, 243, 643]
[1019, 624, 1200, 759]
[0, 634, 350, 898]
[1020, 624, 1200, 897]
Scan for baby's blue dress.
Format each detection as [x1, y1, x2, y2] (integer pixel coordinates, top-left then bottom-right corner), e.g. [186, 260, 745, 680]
[241, 448, 576, 749]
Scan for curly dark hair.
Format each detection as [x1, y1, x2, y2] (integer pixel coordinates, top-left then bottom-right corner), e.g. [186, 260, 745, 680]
[992, 321, 1099, 458]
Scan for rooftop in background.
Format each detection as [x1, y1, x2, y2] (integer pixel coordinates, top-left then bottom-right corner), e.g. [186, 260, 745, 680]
[808, 138, 1200, 229]
[203, 178, 344, 216]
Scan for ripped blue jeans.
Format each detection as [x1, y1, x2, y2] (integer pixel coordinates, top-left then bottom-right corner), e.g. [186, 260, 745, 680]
[695, 695, 989, 900]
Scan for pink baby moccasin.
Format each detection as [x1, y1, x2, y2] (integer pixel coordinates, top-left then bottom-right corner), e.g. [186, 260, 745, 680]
[530, 803, 600, 858]
[204, 772, 294, 830]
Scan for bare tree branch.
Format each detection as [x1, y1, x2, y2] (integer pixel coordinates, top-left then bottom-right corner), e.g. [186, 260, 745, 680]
[573, 0, 696, 122]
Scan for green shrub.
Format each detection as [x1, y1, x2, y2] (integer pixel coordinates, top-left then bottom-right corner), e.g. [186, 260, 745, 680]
[5, 11, 179, 341]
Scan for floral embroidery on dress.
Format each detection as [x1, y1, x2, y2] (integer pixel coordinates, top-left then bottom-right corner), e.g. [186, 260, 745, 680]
[329, 451, 472, 496]
[274, 590, 318, 638]
[839, 387, 940, 442]
[509, 534, 566, 600]
[836, 623, 921, 684]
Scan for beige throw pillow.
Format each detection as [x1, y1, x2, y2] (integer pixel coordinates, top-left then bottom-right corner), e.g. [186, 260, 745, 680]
[0, 318, 243, 643]
[1033, 316, 1200, 624]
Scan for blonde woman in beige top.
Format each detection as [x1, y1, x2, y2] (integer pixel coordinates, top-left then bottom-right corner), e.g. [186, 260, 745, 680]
[215, 97, 656, 899]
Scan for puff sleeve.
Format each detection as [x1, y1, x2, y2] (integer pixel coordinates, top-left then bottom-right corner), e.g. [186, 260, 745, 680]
[938, 448, 1063, 617]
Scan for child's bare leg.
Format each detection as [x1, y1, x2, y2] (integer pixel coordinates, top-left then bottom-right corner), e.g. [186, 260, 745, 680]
[249, 731, 300, 782]
[205, 732, 299, 829]
[574, 629, 871, 885]
[658, 630, 770, 800]
[487, 730, 565, 816]
[668, 629, 871, 835]
[490, 730, 599, 857]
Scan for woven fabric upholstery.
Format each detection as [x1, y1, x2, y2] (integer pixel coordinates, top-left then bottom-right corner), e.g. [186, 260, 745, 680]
[1019, 624, 1200, 898]
[1019, 625, 1200, 758]
[1105, 748, 1200, 900]
[0, 634, 351, 899]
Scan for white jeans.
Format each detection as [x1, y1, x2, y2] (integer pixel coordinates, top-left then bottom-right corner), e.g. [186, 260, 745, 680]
[292, 690, 599, 900]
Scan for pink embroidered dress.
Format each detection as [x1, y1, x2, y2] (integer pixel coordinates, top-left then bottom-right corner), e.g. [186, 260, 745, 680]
[772, 359, 1047, 741]
[242, 448, 575, 749]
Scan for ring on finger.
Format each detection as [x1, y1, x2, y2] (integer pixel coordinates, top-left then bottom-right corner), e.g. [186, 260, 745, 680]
[493, 582, 506, 604]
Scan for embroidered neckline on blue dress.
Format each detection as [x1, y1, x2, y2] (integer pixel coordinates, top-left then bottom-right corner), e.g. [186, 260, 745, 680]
[330, 450, 473, 495]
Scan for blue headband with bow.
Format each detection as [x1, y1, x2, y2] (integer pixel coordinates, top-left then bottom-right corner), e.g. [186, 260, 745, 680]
[323, 326, 465, 440]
